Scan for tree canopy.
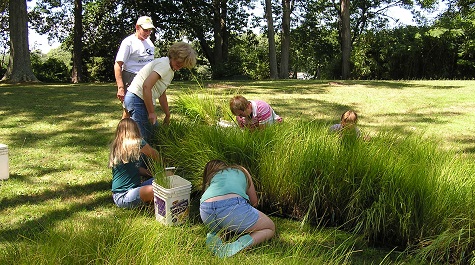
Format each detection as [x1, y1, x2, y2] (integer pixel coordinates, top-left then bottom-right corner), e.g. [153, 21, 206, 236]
[2, 0, 475, 82]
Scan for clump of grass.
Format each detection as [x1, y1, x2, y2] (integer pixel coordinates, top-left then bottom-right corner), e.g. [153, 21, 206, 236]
[145, 156, 169, 189]
[173, 86, 238, 127]
[174, 91, 219, 125]
[155, 90, 475, 263]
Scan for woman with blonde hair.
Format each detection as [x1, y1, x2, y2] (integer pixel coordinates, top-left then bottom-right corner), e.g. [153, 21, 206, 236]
[200, 160, 275, 258]
[109, 118, 160, 208]
[124, 41, 197, 142]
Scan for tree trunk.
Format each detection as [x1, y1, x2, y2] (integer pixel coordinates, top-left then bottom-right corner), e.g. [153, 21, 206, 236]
[212, 0, 223, 70]
[71, 0, 83, 83]
[265, 0, 278, 80]
[221, 2, 229, 62]
[340, 0, 351, 79]
[279, 0, 291, 79]
[2, 0, 38, 83]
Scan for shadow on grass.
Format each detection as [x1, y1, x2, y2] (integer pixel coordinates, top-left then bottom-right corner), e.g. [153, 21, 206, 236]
[374, 111, 449, 125]
[0, 82, 470, 263]
[463, 146, 475, 153]
[0, 180, 111, 243]
[274, 98, 355, 121]
[0, 180, 110, 212]
[9, 126, 113, 151]
[450, 135, 475, 154]
[186, 79, 466, 91]
[0, 84, 118, 151]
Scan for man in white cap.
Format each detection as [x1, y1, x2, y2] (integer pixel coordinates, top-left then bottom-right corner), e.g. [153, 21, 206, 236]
[114, 16, 156, 119]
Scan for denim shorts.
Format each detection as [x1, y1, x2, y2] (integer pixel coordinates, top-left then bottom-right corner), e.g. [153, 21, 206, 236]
[112, 178, 154, 209]
[123, 92, 157, 143]
[199, 197, 259, 234]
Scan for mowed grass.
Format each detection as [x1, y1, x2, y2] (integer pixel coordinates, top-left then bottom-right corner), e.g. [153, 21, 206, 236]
[0, 80, 474, 264]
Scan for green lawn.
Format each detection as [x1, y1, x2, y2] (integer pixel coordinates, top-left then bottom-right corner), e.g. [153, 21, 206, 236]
[0, 80, 474, 264]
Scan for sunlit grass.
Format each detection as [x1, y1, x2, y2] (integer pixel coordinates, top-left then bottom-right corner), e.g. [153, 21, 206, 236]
[1, 80, 475, 264]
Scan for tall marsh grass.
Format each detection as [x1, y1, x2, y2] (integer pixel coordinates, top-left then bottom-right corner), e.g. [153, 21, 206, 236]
[145, 156, 170, 189]
[162, 92, 475, 263]
[174, 89, 236, 126]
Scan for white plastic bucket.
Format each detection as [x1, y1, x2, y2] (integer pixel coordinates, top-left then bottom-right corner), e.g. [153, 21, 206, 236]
[0, 144, 9, 180]
[152, 175, 192, 225]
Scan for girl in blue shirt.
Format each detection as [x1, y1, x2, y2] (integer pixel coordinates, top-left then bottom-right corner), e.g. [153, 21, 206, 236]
[200, 160, 275, 258]
[109, 118, 160, 208]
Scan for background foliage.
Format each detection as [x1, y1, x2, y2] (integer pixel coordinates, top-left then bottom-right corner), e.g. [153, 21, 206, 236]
[1, 0, 472, 82]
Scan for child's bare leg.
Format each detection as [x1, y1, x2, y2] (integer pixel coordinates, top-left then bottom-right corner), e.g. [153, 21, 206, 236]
[247, 210, 275, 246]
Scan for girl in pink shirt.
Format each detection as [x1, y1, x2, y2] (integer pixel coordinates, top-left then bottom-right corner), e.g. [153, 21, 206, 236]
[230, 95, 282, 130]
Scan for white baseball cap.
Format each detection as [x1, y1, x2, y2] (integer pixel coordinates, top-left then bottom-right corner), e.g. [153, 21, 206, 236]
[136, 16, 155, 29]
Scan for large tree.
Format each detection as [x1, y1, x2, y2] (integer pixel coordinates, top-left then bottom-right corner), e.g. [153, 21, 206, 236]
[186, 0, 254, 78]
[340, 0, 350, 79]
[1, 0, 38, 82]
[0, 0, 8, 69]
[265, 0, 278, 79]
[279, 0, 293, 79]
[71, 0, 82, 83]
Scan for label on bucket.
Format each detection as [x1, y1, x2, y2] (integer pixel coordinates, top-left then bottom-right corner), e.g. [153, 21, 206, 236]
[154, 196, 190, 224]
[170, 199, 189, 223]
[155, 196, 166, 217]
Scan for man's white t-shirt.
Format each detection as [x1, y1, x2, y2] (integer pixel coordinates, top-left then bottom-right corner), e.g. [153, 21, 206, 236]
[127, 57, 175, 105]
[115, 34, 155, 74]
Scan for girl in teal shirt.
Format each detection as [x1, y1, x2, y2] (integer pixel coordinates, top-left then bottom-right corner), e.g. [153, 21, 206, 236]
[109, 118, 160, 208]
[200, 160, 275, 258]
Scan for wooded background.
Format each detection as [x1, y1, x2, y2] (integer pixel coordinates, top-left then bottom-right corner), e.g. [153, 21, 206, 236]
[1, 0, 473, 83]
